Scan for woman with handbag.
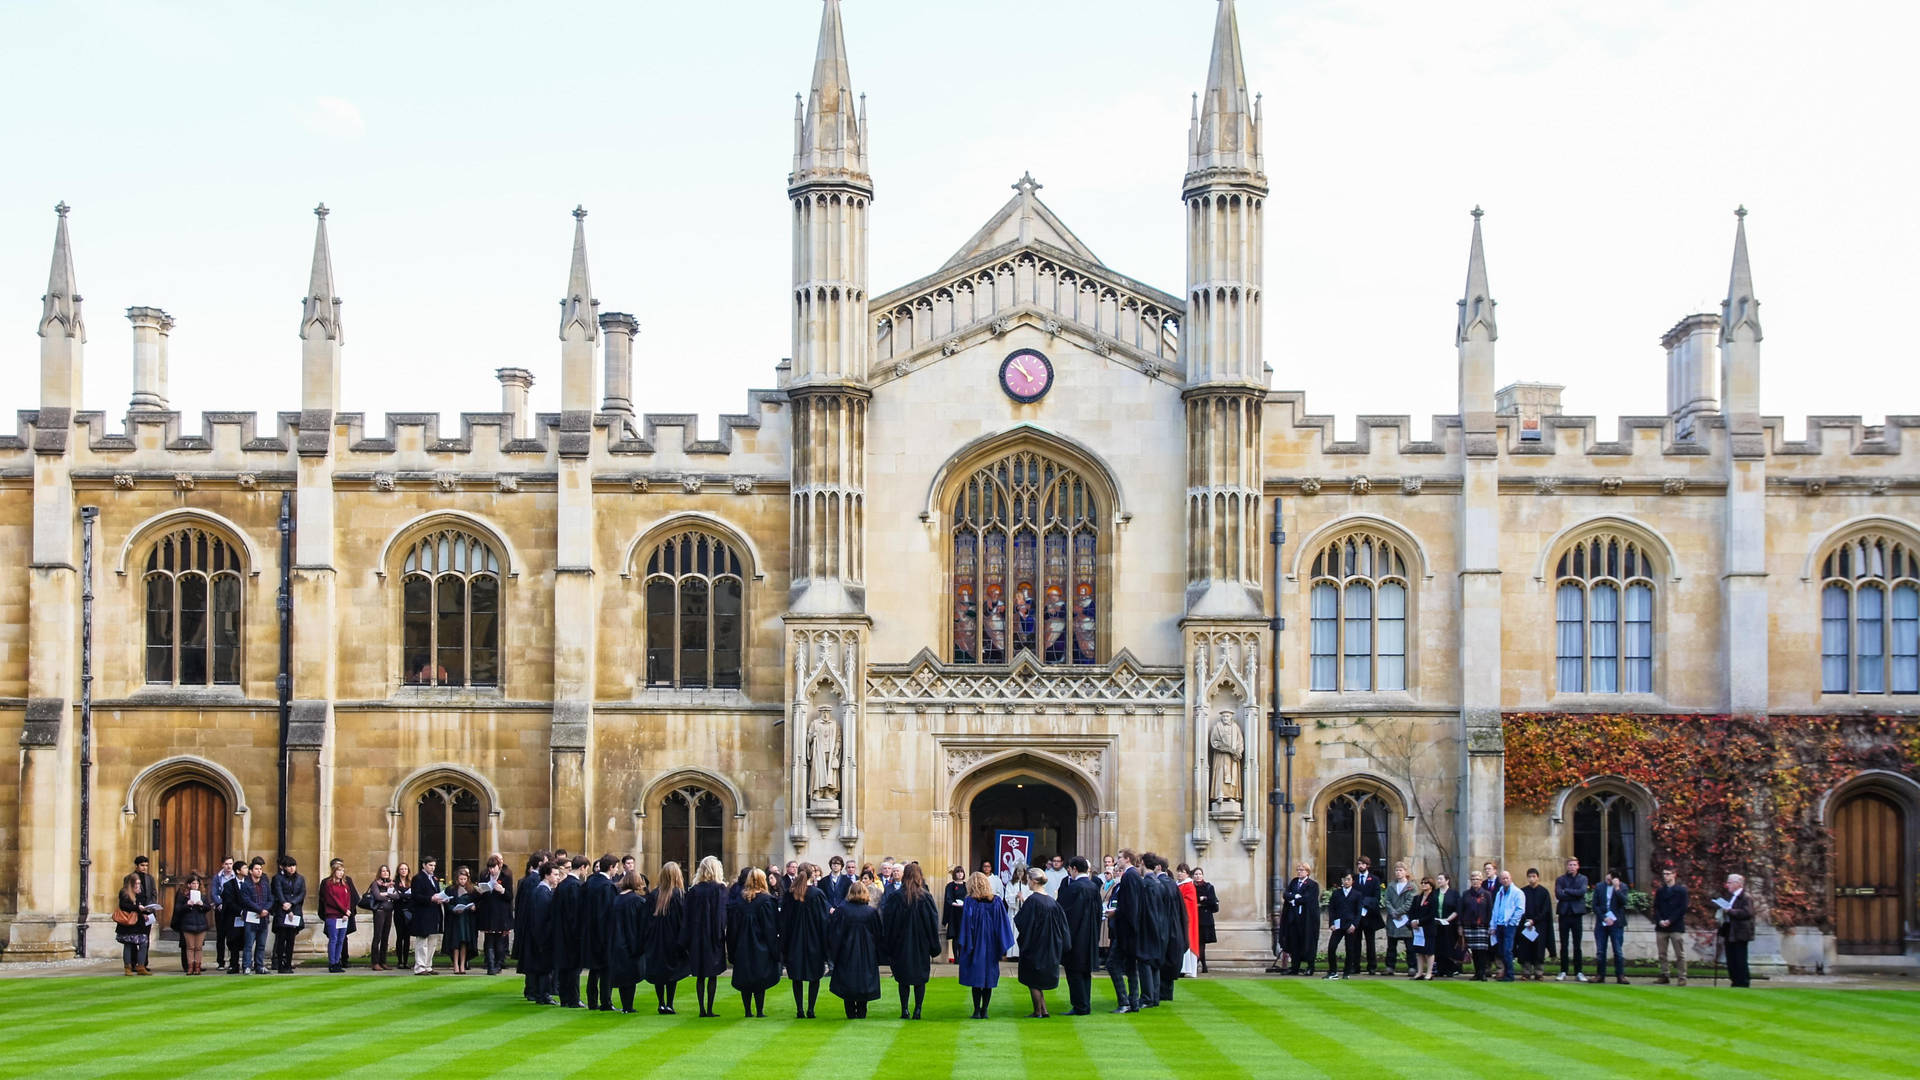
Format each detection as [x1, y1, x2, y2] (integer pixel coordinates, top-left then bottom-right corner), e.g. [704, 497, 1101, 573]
[169, 872, 213, 974]
[364, 866, 399, 971]
[114, 874, 157, 975]
[319, 859, 359, 973]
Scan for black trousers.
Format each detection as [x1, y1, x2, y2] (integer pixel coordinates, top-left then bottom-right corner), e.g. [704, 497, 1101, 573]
[1326, 929, 1360, 975]
[1725, 940, 1751, 987]
[586, 967, 610, 1008]
[272, 928, 298, 971]
[1385, 935, 1406, 971]
[558, 968, 582, 1006]
[1559, 914, 1585, 973]
[1135, 955, 1162, 1006]
[1284, 922, 1316, 973]
[1358, 927, 1379, 971]
[1159, 961, 1178, 999]
[1065, 968, 1092, 1013]
[370, 909, 393, 967]
[1105, 950, 1137, 1008]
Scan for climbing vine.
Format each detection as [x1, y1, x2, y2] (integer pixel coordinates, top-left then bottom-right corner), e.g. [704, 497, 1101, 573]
[1504, 712, 1920, 928]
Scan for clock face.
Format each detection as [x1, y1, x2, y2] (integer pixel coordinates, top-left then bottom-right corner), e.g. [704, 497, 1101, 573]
[999, 349, 1054, 403]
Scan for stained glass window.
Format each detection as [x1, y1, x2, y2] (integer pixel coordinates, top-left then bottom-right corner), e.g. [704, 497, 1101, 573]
[952, 450, 1099, 665]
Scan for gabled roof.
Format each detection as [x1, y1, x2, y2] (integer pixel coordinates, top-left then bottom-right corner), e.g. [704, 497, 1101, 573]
[939, 174, 1102, 272]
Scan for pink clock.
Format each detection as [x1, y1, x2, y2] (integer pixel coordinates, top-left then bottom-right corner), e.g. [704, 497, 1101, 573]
[999, 348, 1054, 403]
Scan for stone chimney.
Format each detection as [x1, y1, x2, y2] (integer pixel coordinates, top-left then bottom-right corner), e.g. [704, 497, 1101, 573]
[127, 306, 171, 411]
[1495, 381, 1563, 444]
[599, 311, 637, 429]
[496, 367, 534, 440]
[1662, 312, 1720, 441]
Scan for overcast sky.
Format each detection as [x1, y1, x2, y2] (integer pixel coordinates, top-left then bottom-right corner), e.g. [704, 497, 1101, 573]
[2, 0, 1914, 441]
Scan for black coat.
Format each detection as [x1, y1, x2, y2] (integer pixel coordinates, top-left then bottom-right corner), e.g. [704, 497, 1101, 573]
[169, 885, 211, 935]
[1013, 891, 1069, 990]
[1112, 866, 1164, 961]
[682, 880, 729, 978]
[1352, 872, 1383, 930]
[407, 872, 443, 936]
[1282, 875, 1320, 943]
[878, 887, 941, 986]
[1057, 875, 1102, 974]
[827, 902, 882, 1002]
[1327, 885, 1363, 931]
[270, 871, 308, 926]
[552, 875, 585, 969]
[779, 885, 830, 981]
[1158, 874, 1189, 968]
[644, 890, 689, 985]
[942, 880, 968, 937]
[1194, 880, 1220, 944]
[519, 882, 556, 976]
[727, 892, 783, 992]
[583, 872, 617, 968]
[511, 874, 540, 967]
[1653, 882, 1688, 931]
[1593, 882, 1629, 929]
[1521, 883, 1556, 944]
[1555, 872, 1591, 916]
[822, 873, 852, 912]
[476, 869, 514, 934]
[607, 890, 649, 988]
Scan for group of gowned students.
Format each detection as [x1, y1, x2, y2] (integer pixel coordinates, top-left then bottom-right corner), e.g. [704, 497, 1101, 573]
[1276, 855, 1759, 988]
[119, 845, 1222, 1020]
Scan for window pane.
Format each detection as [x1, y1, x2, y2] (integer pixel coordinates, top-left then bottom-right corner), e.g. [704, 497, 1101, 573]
[1623, 583, 1653, 694]
[1042, 532, 1069, 665]
[952, 533, 978, 664]
[145, 574, 174, 684]
[1310, 583, 1338, 691]
[404, 576, 432, 685]
[1011, 529, 1037, 656]
[694, 791, 725, 867]
[713, 578, 743, 690]
[468, 575, 498, 687]
[1611, 799, 1638, 887]
[1071, 531, 1097, 665]
[451, 788, 481, 877]
[1858, 585, 1886, 694]
[981, 530, 1007, 664]
[179, 574, 209, 686]
[1822, 584, 1850, 693]
[1590, 584, 1618, 693]
[1360, 795, 1391, 869]
[1325, 795, 1356, 877]
[1572, 797, 1603, 881]
[212, 574, 241, 685]
[1377, 582, 1406, 692]
[437, 577, 466, 686]
[417, 791, 447, 872]
[1343, 583, 1372, 691]
[1556, 583, 1585, 692]
[1893, 585, 1919, 694]
[679, 578, 710, 690]
[646, 579, 676, 686]
[662, 794, 691, 869]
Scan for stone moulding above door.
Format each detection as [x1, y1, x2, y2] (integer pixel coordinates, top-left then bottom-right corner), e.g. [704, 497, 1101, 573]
[865, 647, 1183, 711]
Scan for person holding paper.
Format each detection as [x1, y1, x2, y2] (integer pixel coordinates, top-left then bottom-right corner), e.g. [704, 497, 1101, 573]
[269, 855, 307, 974]
[364, 866, 400, 971]
[1408, 877, 1438, 980]
[219, 861, 249, 974]
[1554, 857, 1591, 981]
[1351, 856, 1383, 975]
[1459, 871, 1494, 980]
[1716, 873, 1754, 987]
[1058, 857, 1102, 1015]
[237, 858, 271, 974]
[1324, 871, 1362, 979]
[476, 854, 516, 978]
[1192, 866, 1219, 974]
[1491, 870, 1525, 982]
[408, 857, 445, 975]
[167, 871, 212, 974]
[1518, 868, 1556, 980]
[318, 859, 359, 973]
[444, 866, 481, 974]
[1281, 862, 1321, 976]
[1431, 873, 1460, 977]
[1382, 862, 1415, 976]
[1593, 869, 1629, 984]
[210, 856, 237, 972]
[1653, 867, 1689, 985]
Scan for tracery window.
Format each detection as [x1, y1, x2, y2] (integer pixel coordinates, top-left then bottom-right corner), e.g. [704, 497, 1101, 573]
[950, 451, 1098, 666]
[1571, 787, 1645, 887]
[1324, 787, 1392, 875]
[144, 528, 243, 686]
[1554, 533, 1655, 694]
[1820, 533, 1920, 695]
[415, 782, 483, 878]
[1308, 532, 1409, 691]
[644, 531, 745, 689]
[659, 784, 726, 870]
[402, 529, 501, 688]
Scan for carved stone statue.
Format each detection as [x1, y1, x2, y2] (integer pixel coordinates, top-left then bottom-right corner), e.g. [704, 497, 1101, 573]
[1209, 707, 1244, 804]
[807, 704, 842, 801]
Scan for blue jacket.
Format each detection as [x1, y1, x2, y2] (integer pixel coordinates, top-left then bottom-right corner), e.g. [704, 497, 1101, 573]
[1491, 883, 1525, 927]
[955, 895, 1014, 988]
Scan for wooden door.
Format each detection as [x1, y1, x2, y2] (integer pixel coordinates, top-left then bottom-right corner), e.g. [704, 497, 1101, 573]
[1834, 792, 1905, 955]
[155, 781, 228, 934]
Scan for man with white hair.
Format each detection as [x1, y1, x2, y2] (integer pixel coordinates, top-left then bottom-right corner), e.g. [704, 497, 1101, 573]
[1715, 873, 1755, 987]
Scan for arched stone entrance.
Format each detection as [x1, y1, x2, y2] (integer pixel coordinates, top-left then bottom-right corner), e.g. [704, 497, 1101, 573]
[946, 752, 1103, 878]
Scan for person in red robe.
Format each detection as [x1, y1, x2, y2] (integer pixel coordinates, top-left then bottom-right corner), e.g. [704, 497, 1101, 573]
[1175, 864, 1201, 975]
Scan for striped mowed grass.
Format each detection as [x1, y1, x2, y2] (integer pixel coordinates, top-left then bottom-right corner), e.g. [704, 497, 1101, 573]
[0, 973, 1912, 1078]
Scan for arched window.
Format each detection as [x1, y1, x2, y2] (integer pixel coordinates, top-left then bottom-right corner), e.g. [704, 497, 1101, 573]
[1308, 532, 1409, 691]
[643, 531, 745, 689]
[659, 784, 726, 870]
[951, 450, 1099, 666]
[401, 529, 501, 688]
[1571, 787, 1647, 888]
[144, 528, 244, 686]
[415, 782, 482, 878]
[1553, 532, 1656, 694]
[1324, 787, 1393, 876]
[1820, 533, 1920, 695]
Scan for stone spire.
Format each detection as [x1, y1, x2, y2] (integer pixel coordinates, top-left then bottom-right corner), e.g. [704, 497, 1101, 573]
[39, 202, 84, 342]
[1719, 206, 1763, 452]
[300, 204, 342, 343]
[1188, 0, 1262, 183]
[791, 0, 869, 190]
[1721, 205, 1761, 344]
[558, 205, 598, 343]
[1457, 206, 1497, 345]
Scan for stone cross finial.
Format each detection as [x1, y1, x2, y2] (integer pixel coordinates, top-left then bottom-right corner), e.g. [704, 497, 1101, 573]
[55, 201, 71, 218]
[314, 203, 329, 219]
[1471, 205, 1483, 220]
[1013, 172, 1042, 196]
[1734, 204, 1747, 219]
[573, 204, 588, 221]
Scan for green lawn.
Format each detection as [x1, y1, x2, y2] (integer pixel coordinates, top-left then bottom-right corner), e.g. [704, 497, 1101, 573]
[1, 973, 1912, 1078]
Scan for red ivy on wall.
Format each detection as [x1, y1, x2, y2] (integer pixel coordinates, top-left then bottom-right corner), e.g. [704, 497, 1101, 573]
[1504, 712, 1920, 928]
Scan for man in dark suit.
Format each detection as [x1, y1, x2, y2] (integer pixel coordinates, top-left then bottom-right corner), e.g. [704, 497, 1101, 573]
[1105, 849, 1146, 1012]
[407, 857, 444, 974]
[269, 855, 308, 974]
[522, 861, 564, 1004]
[583, 855, 619, 1010]
[1352, 857, 1382, 974]
[822, 855, 851, 912]
[1058, 857, 1101, 1015]
[1324, 872, 1361, 979]
[1718, 873, 1754, 987]
[1554, 857, 1590, 981]
[1282, 862, 1320, 975]
[1593, 869, 1629, 984]
[1653, 866, 1689, 985]
[553, 857, 587, 1007]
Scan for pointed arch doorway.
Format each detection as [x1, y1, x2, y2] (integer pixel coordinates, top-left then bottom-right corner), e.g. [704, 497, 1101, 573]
[948, 752, 1102, 879]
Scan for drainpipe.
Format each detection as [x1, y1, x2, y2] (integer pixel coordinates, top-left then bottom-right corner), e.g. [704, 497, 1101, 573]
[276, 491, 293, 857]
[1265, 498, 1296, 972]
[76, 506, 98, 957]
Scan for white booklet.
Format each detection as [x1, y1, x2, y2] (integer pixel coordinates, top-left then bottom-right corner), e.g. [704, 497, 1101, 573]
[188, 889, 202, 906]
[1521, 927, 1539, 942]
[1393, 916, 1409, 929]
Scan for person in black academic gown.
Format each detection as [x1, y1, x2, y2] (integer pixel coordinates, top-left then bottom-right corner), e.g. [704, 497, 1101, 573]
[879, 861, 942, 1019]
[682, 856, 729, 1018]
[475, 855, 514, 976]
[520, 861, 565, 1004]
[827, 880, 883, 1018]
[941, 866, 968, 964]
[1192, 866, 1219, 974]
[552, 857, 588, 1007]
[1013, 867, 1069, 1019]
[583, 855, 618, 1010]
[1126, 853, 1171, 1008]
[1105, 852, 1146, 1012]
[727, 868, 782, 1017]
[606, 871, 650, 1013]
[513, 852, 548, 1001]
[1154, 858, 1189, 1001]
[779, 865, 829, 1018]
[1057, 857, 1101, 1015]
[644, 862, 689, 1014]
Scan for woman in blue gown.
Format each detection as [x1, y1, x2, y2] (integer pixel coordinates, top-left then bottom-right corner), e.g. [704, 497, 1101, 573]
[956, 871, 1016, 1019]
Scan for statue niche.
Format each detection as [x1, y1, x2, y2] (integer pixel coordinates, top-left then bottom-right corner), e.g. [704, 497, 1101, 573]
[1191, 632, 1259, 819]
[792, 627, 859, 821]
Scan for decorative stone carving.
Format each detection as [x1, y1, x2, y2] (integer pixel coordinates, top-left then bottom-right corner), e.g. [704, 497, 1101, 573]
[373, 473, 397, 492]
[236, 473, 258, 490]
[941, 339, 962, 357]
[1208, 706, 1245, 804]
[945, 747, 994, 777]
[1042, 318, 1062, 335]
[1350, 475, 1373, 496]
[1400, 476, 1423, 495]
[1661, 476, 1687, 495]
[866, 650, 1183, 709]
[435, 472, 458, 492]
[631, 476, 649, 493]
[1092, 340, 1114, 358]
[497, 474, 520, 493]
[807, 704, 842, 801]
[893, 361, 909, 379]
[1142, 361, 1161, 381]
[1057, 748, 1104, 780]
[1599, 476, 1624, 495]
[1298, 477, 1322, 495]
[1804, 478, 1826, 495]
[1871, 478, 1892, 496]
[112, 474, 135, 490]
[990, 317, 1014, 336]
[1534, 476, 1560, 495]
[680, 474, 703, 494]
[173, 473, 196, 492]
[731, 476, 754, 495]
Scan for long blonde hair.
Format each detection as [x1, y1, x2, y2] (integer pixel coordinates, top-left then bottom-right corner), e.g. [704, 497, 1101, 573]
[694, 855, 725, 886]
[966, 871, 995, 901]
[654, 861, 685, 915]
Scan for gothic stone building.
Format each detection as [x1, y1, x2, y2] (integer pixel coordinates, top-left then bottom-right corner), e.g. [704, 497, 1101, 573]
[4, 0, 1917, 965]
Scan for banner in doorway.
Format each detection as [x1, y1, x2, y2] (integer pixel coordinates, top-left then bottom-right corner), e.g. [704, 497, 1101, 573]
[995, 830, 1036, 883]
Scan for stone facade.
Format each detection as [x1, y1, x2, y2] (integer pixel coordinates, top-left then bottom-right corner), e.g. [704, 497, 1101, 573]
[3, 1, 1917, 965]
